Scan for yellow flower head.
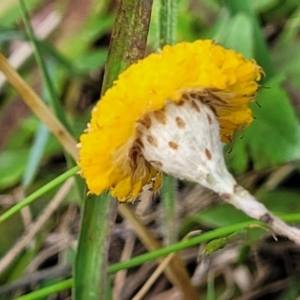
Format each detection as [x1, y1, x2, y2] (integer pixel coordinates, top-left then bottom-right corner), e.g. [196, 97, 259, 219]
[78, 40, 262, 202]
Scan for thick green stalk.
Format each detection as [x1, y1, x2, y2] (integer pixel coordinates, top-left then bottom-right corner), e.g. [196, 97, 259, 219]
[74, 193, 117, 299]
[73, 1, 153, 299]
[102, 0, 154, 92]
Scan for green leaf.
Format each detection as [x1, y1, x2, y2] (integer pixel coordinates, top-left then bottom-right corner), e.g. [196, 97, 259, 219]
[74, 49, 108, 71]
[0, 149, 29, 189]
[187, 204, 250, 228]
[61, 14, 114, 60]
[250, 0, 279, 12]
[0, 0, 43, 27]
[224, 0, 274, 77]
[258, 189, 300, 215]
[227, 75, 300, 172]
[0, 28, 24, 44]
[221, 13, 254, 58]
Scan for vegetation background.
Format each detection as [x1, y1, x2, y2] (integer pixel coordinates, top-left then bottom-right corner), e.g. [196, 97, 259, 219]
[0, 0, 300, 299]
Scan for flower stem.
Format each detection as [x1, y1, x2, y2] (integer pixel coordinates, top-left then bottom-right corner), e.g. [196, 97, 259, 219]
[0, 53, 78, 160]
[220, 184, 300, 246]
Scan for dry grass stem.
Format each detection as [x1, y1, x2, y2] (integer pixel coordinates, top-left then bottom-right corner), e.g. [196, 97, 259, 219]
[0, 54, 78, 160]
[26, 239, 70, 274]
[14, 187, 32, 230]
[113, 234, 136, 300]
[263, 164, 295, 190]
[0, 264, 71, 296]
[118, 204, 199, 300]
[132, 253, 176, 300]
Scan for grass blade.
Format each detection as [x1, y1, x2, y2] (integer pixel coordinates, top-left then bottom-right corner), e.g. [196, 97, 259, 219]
[13, 212, 300, 299]
[19, 0, 71, 132]
[0, 166, 79, 223]
[13, 279, 73, 300]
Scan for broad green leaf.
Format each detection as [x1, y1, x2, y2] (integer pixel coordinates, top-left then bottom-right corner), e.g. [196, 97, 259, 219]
[0, 0, 42, 27]
[221, 13, 254, 58]
[60, 14, 114, 60]
[227, 75, 300, 173]
[224, 0, 274, 77]
[0, 149, 29, 189]
[258, 189, 300, 215]
[276, 6, 300, 47]
[273, 39, 300, 93]
[5, 116, 38, 149]
[185, 204, 250, 228]
[74, 49, 108, 71]
[250, 0, 279, 12]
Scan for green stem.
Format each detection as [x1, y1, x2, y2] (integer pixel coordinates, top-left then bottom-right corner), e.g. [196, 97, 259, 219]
[14, 279, 73, 300]
[161, 175, 178, 244]
[102, 0, 154, 92]
[158, 0, 178, 245]
[74, 193, 117, 299]
[159, 0, 177, 46]
[73, 1, 153, 299]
